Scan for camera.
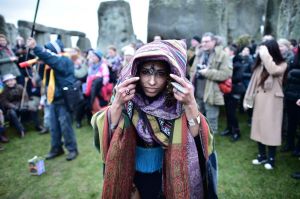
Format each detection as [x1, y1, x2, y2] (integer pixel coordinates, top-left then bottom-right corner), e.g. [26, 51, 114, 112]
[197, 64, 207, 70]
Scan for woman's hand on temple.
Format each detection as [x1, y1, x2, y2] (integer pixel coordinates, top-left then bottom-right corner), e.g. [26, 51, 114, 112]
[112, 77, 140, 107]
[170, 74, 197, 106]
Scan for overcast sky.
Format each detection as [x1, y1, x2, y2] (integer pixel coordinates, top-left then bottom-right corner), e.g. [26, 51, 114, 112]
[0, 0, 149, 48]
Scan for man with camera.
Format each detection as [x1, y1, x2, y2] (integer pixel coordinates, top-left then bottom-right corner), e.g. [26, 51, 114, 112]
[27, 37, 79, 161]
[190, 32, 232, 134]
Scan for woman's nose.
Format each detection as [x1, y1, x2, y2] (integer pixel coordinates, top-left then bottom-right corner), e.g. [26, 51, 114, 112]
[149, 74, 156, 85]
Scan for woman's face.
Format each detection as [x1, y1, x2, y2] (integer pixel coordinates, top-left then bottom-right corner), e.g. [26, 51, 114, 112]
[90, 52, 100, 64]
[0, 37, 7, 47]
[279, 44, 288, 55]
[242, 47, 250, 56]
[139, 61, 169, 97]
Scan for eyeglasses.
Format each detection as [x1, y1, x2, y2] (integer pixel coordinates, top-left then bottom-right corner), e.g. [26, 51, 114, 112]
[202, 40, 212, 43]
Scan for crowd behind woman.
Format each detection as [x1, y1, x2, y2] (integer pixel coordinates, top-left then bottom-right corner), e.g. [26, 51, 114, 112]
[0, 32, 300, 182]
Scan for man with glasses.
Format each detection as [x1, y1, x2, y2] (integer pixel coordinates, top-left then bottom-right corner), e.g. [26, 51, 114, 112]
[190, 32, 232, 134]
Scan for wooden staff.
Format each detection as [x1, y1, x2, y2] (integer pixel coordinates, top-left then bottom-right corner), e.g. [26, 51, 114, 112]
[19, 77, 29, 121]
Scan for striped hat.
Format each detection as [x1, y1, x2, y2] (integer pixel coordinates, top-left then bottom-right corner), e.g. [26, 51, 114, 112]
[120, 39, 187, 82]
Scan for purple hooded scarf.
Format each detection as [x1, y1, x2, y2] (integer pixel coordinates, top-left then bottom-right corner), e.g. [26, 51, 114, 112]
[119, 40, 187, 120]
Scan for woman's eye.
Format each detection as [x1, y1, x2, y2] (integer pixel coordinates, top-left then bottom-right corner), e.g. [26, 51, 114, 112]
[157, 71, 167, 77]
[141, 70, 151, 75]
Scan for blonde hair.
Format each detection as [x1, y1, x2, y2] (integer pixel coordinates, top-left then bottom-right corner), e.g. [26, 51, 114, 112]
[277, 38, 291, 49]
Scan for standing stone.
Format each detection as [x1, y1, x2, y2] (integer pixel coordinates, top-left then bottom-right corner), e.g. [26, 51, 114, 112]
[97, 1, 136, 51]
[77, 37, 92, 52]
[60, 34, 72, 48]
[148, 0, 226, 42]
[5, 23, 18, 46]
[277, 0, 300, 39]
[35, 32, 50, 46]
[18, 26, 31, 42]
[264, 0, 282, 37]
[0, 15, 6, 35]
[226, 0, 267, 43]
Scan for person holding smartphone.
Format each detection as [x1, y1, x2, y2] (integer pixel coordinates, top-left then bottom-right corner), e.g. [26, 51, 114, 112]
[92, 40, 217, 199]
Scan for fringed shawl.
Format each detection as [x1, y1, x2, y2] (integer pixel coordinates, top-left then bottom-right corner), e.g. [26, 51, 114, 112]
[91, 108, 214, 199]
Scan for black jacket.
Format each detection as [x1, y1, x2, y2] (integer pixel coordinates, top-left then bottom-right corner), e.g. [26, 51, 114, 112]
[285, 68, 300, 101]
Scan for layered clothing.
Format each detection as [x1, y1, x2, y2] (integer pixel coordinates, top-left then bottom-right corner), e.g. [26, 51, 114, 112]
[92, 40, 217, 199]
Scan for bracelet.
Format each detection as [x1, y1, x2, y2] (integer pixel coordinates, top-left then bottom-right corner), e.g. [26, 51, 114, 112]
[109, 115, 122, 131]
[187, 114, 201, 127]
[108, 108, 121, 131]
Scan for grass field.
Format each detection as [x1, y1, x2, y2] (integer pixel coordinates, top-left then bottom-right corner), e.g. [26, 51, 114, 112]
[0, 111, 299, 199]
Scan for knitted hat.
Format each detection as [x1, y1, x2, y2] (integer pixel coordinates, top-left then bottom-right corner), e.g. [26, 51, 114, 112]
[44, 40, 64, 54]
[2, 74, 16, 82]
[93, 49, 103, 60]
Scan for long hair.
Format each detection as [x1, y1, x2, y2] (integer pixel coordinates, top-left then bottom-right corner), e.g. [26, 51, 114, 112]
[252, 39, 285, 87]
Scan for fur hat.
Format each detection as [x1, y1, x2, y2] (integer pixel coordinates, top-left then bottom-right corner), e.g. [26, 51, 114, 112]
[44, 40, 64, 54]
[2, 74, 16, 82]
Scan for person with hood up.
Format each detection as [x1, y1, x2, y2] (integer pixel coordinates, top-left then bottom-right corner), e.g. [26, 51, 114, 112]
[92, 40, 218, 199]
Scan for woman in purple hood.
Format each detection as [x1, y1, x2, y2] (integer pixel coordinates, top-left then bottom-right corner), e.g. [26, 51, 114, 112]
[92, 40, 217, 199]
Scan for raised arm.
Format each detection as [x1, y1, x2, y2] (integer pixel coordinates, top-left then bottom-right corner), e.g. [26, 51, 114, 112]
[109, 77, 139, 129]
[259, 45, 287, 76]
[170, 74, 200, 137]
[26, 37, 65, 73]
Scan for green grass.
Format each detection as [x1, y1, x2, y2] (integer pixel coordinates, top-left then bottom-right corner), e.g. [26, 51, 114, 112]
[0, 111, 299, 199]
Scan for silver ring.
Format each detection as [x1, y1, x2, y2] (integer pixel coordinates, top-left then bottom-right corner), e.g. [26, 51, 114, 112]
[125, 88, 130, 95]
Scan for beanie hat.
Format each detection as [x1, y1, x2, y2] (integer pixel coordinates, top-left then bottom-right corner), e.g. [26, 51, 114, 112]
[192, 36, 201, 43]
[93, 49, 103, 60]
[2, 74, 16, 82]
[45, 40, 64, 54]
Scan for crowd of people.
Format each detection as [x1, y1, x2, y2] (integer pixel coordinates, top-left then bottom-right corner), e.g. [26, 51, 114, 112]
[0, 30, 300, 198]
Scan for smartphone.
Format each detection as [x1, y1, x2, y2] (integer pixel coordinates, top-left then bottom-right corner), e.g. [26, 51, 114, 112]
[171, 82, 187, 93]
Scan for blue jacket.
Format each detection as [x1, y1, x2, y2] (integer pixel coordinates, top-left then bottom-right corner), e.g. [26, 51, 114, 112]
[33, 46, 76, 101]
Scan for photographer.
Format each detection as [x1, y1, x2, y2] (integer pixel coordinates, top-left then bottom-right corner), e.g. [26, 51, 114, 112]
[190, 32, 232, 134]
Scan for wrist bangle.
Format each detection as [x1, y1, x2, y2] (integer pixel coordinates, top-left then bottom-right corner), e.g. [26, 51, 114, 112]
[187, 114, 201, 127]
[110, 116, 121, 131]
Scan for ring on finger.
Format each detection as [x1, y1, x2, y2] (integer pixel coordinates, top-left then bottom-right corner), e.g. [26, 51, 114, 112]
[125, 88, 130, 95]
